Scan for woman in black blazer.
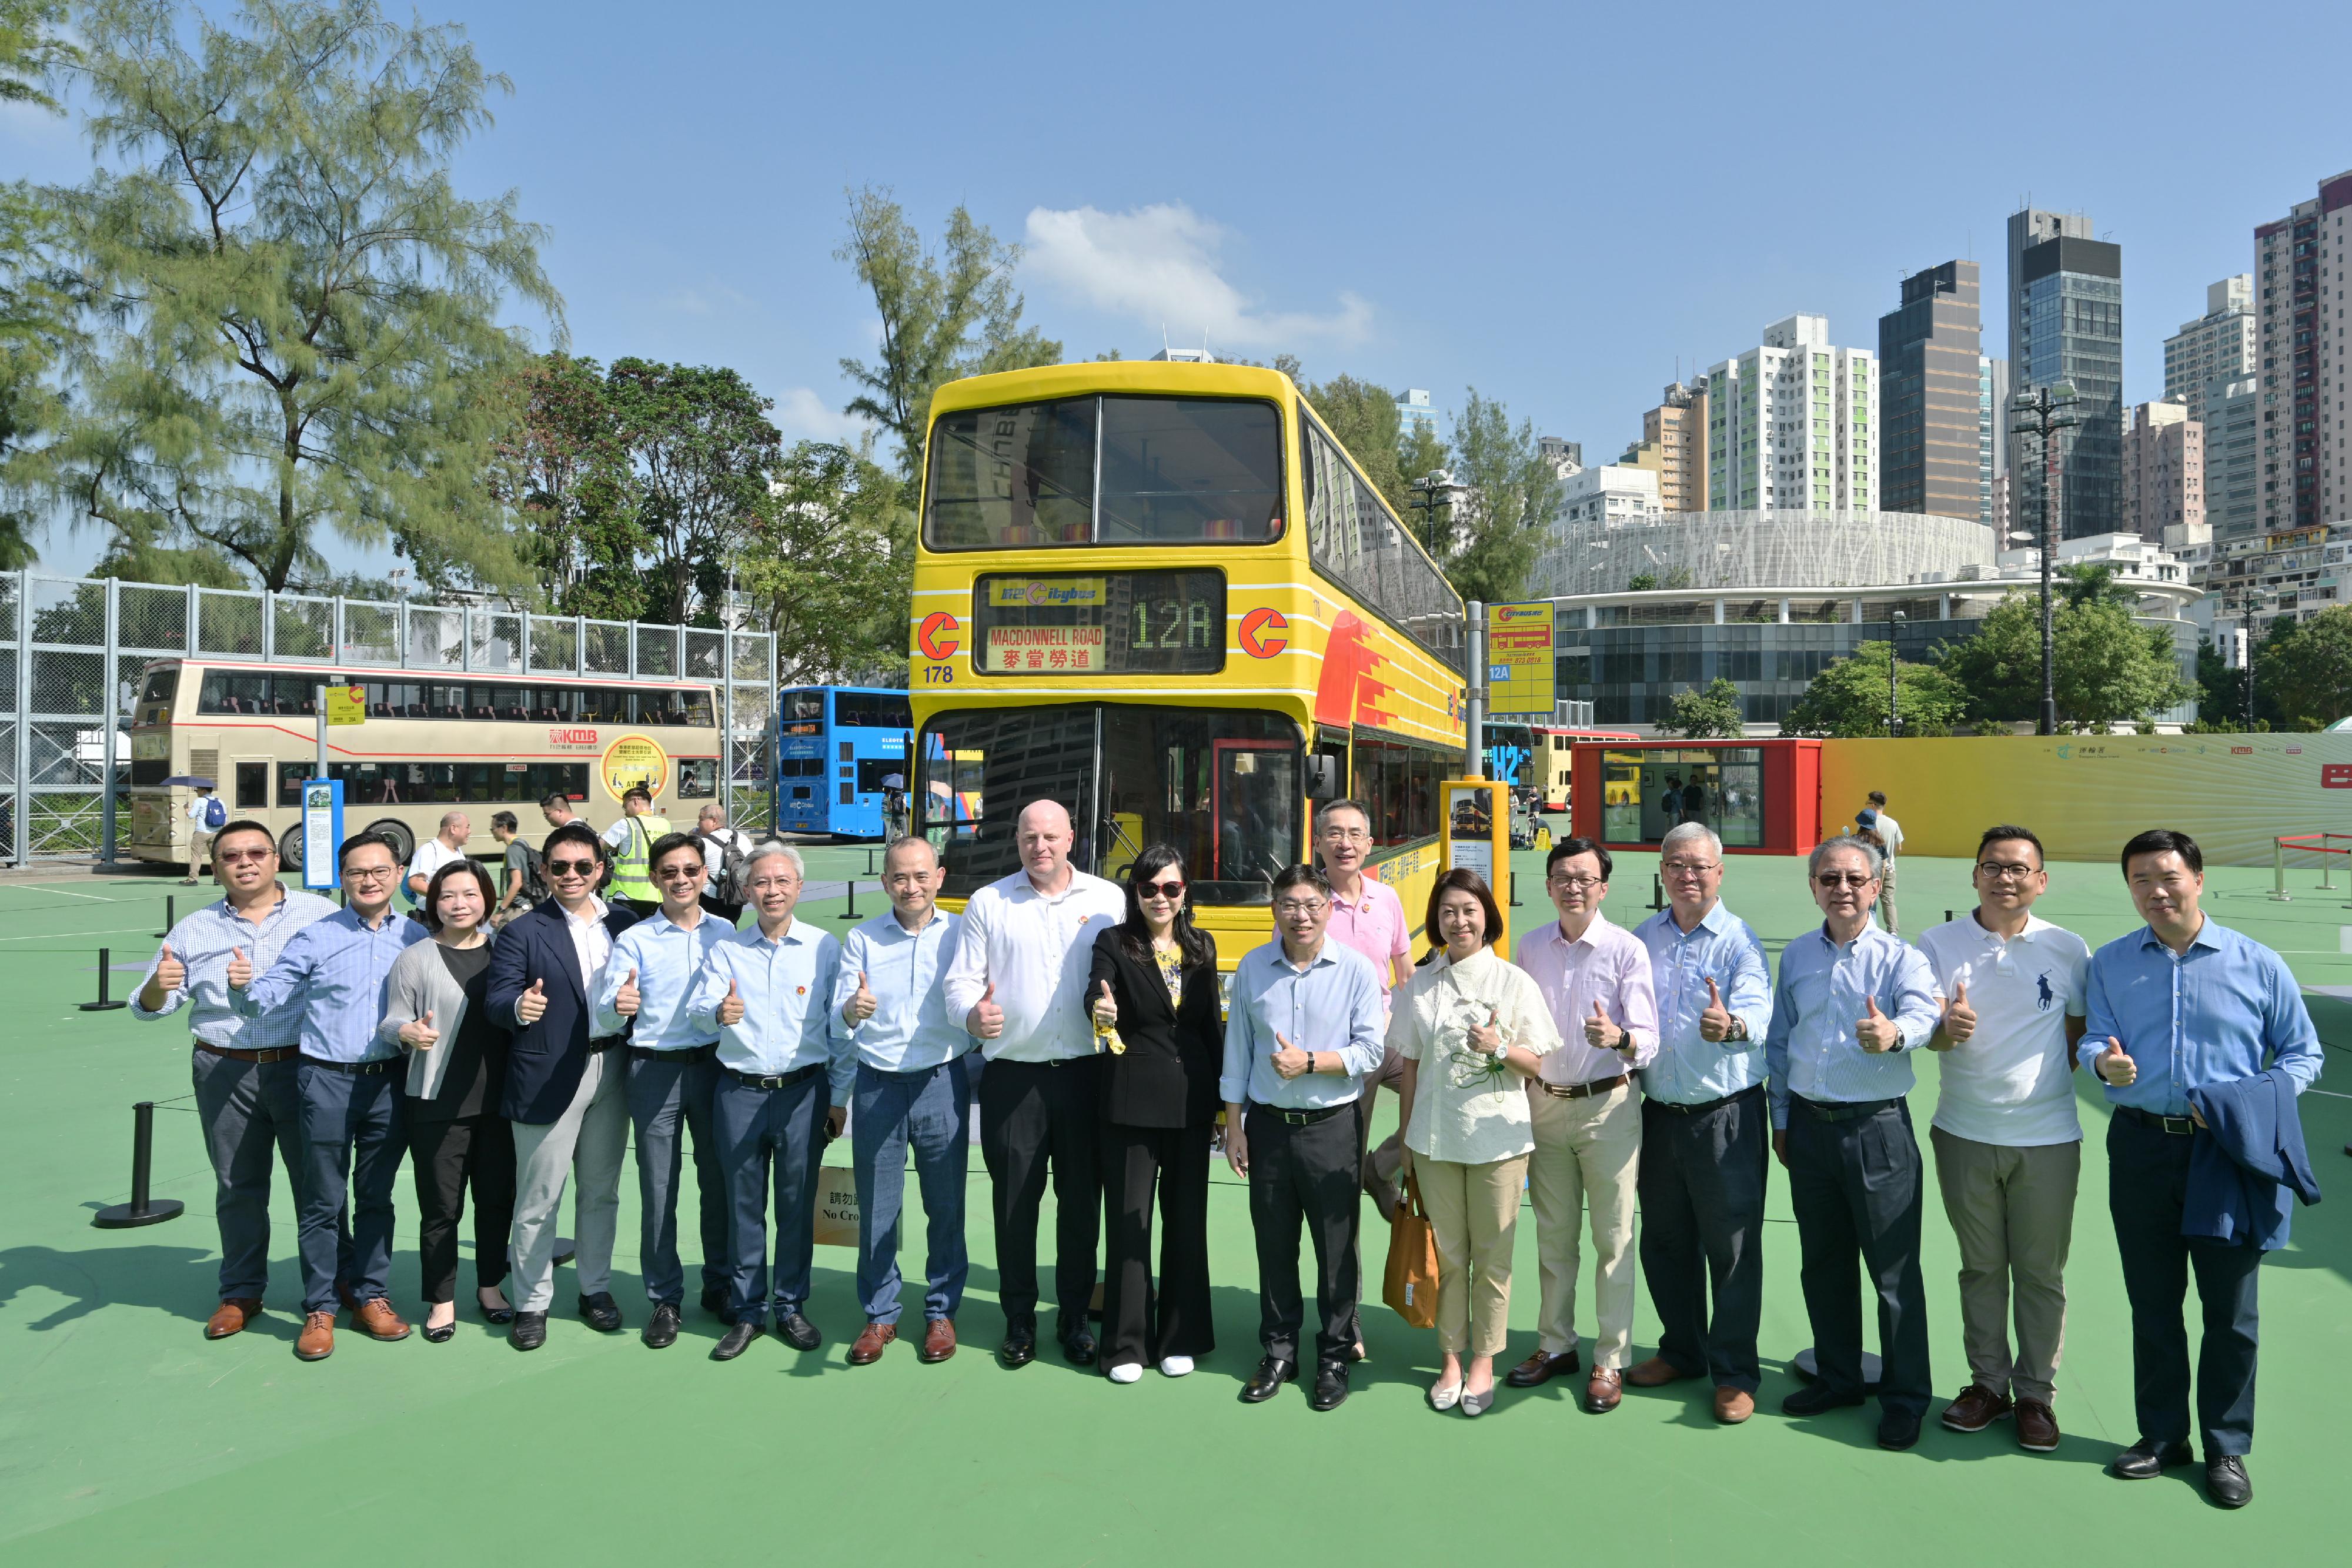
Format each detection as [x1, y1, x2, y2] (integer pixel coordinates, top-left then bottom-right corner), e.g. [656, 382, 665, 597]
[1087, 844, 1222, 1383]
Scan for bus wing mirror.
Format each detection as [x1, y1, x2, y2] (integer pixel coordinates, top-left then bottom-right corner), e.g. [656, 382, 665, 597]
[1304, 755, 1339, 801]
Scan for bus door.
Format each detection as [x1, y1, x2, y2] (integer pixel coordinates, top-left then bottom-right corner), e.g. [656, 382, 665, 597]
[1210, 740, 1296, 890]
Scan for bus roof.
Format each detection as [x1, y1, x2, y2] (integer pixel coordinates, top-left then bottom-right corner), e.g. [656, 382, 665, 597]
[139, 656, 717, 689]
[926, 359, 1298, 422]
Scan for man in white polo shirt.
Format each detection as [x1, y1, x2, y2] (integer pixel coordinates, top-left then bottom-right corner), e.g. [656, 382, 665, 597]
[1917, 823, 2089, 1455]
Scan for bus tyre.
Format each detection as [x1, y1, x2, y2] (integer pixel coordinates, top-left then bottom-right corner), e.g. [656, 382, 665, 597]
[366, 818, 416, 868]
[277, 825, 305, 874]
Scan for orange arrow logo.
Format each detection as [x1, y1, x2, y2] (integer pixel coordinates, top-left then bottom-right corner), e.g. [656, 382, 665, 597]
[1238, 607, 1288, 658]
[917, 612, 961, 661]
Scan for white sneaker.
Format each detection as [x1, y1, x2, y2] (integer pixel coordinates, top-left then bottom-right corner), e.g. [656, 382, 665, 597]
[1159, 1355, 1194, 1378]
[1107, 1361, 1143, 1384]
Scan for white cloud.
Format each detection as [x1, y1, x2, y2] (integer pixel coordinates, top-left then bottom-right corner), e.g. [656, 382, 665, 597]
[1022, 203, 1372, 351]
[774, 387, 874, 444]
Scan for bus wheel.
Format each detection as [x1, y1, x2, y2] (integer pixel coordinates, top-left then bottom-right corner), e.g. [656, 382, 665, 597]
[366, 818, 416, 867]
[277, 825, 305, 874]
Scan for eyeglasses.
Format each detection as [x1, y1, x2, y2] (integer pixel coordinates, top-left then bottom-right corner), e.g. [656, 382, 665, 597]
[547, 857, 598, 877]
[1318, 825, 1369, 842]
[1975, 861, 2041, 881]
[216, 848, 275, 865]
[344, 865, 399, 882]
[1274, 899, 1328, 917]
[655, 863, 705, 880]
[1815, 871, 1875, 888]
[1548, 874, 1603, 890]
[1661, 860, 1719, 877]
[1140, 880, 1186, 898]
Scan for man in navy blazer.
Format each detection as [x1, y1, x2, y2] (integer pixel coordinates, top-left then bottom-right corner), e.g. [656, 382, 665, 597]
[490, 820, 641, 1350]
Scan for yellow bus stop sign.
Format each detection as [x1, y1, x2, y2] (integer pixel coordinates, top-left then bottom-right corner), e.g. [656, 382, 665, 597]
[324, 685, 366, 726]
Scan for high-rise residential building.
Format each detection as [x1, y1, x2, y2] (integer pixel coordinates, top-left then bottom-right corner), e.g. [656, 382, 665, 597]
[2254, 170, 2352, 533]
[2202, 374, 2261, 539]
[1878, 260, 1983, 521]
[2006, 206, 2124, 539]
[1396, 387, 1437, 435]
[1618, 380, 1709, 511]
[1538, 436, 1582, 480]
[1979, 356, 2010, 528]
[2124, 400, 2203, 541]
[2163, 276, 2255, 425]
[1991, 470, 2011, 537]
[1705, 315, 1876, 513]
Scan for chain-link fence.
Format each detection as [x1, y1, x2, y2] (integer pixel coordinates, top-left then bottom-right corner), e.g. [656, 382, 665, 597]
[1, 573, 778, 862]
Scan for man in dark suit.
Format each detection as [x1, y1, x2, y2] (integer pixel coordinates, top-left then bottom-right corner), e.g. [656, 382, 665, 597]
[489, 819, 641, 1350]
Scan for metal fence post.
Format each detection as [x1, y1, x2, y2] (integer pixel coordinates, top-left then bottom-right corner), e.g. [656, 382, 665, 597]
[332, 594, 345, 666]
[260, 589, 275, 663]
[628, 621, 639, 680]
[101, 576, 120, 862]
[12, 570, 28, 865]
[2270, 837, 2291, 902]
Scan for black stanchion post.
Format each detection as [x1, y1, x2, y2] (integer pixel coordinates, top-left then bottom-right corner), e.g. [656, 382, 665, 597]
[154, 895, 175, 939]
[1945, 910, 1955, 924]
[81, 947, 128, 1012]
[844, 877, 858, 920]
[92, 1102, 185, 1228]
[1651, 874, 1665, 912]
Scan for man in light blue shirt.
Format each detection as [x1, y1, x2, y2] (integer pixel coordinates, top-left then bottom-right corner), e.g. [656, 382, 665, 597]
[596, 830, 736, 1347]
[2082, 829, 2322, 1507]
[830, 837, 972, 1366]
[232, 829, 428, 1360]
[1222, 865, 1384, 1413]
[1626, 822, 1775, 1421]
[687, 844, 850, 1360]
[133, 817, 337, 1340]
[1766, 836, 1940, 1449]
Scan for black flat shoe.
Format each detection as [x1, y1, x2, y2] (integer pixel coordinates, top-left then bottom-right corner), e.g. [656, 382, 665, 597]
[776, 1311, 821, 1352]
[1001, 1327, 1037, 1369]
[477, 1292, 514, 1326]
[509, 1310, 547, 1352]
[2110, 1437, 2195, 1479]
[1309, 1363, 1351, 1412]
[2205, 1455, 2251, 1509]
[577, 1292, 623, 1333]
[643, 1303, 680, 1349]
[711, 1320, 761, 1361]
[1061, 1329, 1098, 1366]
[1240, 1355, 1297, 1403]
[1877, 1408, 1923, 1450]
[1780, 1383, 1867, 1417]
[700, 1283, 734, 1323]
[423, 1320, 455, 1344]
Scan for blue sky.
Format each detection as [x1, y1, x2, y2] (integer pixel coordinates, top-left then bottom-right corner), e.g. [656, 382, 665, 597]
[10, 0, 2352, 577]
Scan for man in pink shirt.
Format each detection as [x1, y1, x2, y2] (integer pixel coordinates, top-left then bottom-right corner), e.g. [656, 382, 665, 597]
[1511, 835, 1659, 1413]
[1314, 802, 1412, 1193]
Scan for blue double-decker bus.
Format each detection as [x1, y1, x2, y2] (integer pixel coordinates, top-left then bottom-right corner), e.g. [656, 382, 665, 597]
[775, 686, 914, 839]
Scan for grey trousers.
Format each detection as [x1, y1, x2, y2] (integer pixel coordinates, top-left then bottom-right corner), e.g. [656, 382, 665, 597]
[1930, 1127, 2080, 1406]
[509, 1047, 629, 1312]
[191, 1047, 347, 1302]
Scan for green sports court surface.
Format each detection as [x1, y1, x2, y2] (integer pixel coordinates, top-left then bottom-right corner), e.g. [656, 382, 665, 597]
[2, 846, 2348, 1565]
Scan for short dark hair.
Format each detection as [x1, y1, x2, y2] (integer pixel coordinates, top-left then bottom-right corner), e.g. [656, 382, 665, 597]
[212, 818, 276, 856]
[1269, 864, 1331, 900]
[418, 857, 497, 932]
[489, 810, 519, 834]
[542, 820, 603, 864]
[336, 830, 402, 870]
[2121, 828, 2202, 876]
[648, 831, 704, 875]
[1546, 835, 1613, 882]
[1867, 790, 1888, 807]
[623, 784, 653, 805]
[1425, 868, 1503, 953]
[1976, 824, 2046, 867]
[1317, 798, 1373, 829]
[539, 793, 573, 813]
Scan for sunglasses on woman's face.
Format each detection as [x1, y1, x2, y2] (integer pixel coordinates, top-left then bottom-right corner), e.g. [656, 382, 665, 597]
[1140, 880, 1185, 898]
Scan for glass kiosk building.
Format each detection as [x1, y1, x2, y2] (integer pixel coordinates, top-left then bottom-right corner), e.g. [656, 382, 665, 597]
[1569, 738, 1823, 855]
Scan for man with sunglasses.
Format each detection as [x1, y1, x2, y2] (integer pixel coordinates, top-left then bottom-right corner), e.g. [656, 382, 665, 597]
[1916, 825, 2090, 1454]
[231, 830, 430, 1361]
[489, 819, 642, 1350]
[1768, 837, 1940, 1449]
[136, 819, 339, 1341]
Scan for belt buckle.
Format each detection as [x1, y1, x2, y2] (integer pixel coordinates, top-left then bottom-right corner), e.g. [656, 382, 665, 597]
[2160, 1113, 2195, 1136]
[757, 1073, 786, 1090]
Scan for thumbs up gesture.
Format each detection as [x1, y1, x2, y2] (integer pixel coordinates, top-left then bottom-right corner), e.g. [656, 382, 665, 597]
[845, 969, 877, 1026]
[968, 980, 1003, 1040]
[1941, 979, 1976, 1045]
[1090, 978, 1118, 1028]
[2093, 1037, 2137, 1086]
[614, 967, 642, 1018]
[717, 977, 746, 1028]
[224, 945, 252, 990]
[153, 942, 186, 994]
[1857, 994, 1901, 1054]
[1698, 976, 1735, 1042]
[517, 976, 548, 1024]
[1271, 1030, 1312, 1079]
[1584, 998, 1625, 1053]
[401, 1007, 440, 1050]
[1467, 1005, 1504, 1057]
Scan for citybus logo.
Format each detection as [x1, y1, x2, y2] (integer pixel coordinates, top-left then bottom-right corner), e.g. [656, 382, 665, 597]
[918, 612, 961, 661]
[1491, 604, 1547, 624]
[1238, 607, 1288, 658]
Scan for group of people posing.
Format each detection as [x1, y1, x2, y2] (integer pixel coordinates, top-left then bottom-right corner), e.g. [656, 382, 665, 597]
[138, 799, 2317, 1510]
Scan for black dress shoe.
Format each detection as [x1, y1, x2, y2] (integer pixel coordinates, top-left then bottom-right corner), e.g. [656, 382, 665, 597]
[775, 1311, 821, 1352]
[711, 1320, 762, 1361]
[1309, 1362, 1351, 1412]
[1780, 1383, 1867, 1417]
[1240, 1355, 1298, 1403]
[1877, 1407, 1923, 1450]
[1001, 1327, 1037, 1368]
[2205, 1455, 2251, 1509]
[476, 1293, 515, 1326]
[643, 1303, 681, 1349]
[422, 1320, 455, 1344]
[509, 1310, 548, 1352]
[1505, 1348, 1579, 1388]
[2110, 1437, 2195, 1479]
[1061, 1329, 1098, 1366]
[577, 1291, 623, 1333]
[700, 1284, 734, 1322]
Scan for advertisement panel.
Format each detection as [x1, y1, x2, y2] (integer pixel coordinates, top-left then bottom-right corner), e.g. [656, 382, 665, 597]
[1485, 602, 1555, 719]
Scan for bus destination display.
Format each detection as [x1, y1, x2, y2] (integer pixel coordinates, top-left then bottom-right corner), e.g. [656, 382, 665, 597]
[974, 570, 1224, 675]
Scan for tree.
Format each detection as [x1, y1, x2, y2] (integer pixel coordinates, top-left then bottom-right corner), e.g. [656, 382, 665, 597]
[736, 442, 912, 686]
[30, 0, 560, 593]
[1665, 677, 1744, 738]
[1782, 641, 1969, 738]
[1625, 573, 1659, 592]
[1301, 374, 1406, 516]
[1443, 388, 1560, 603]
[1, 0, 70, 106]
[602, 359, 780, 625]
[483, 351, 642, 616]
[2258, 607, 2352, 730]
[0, 2, 76, 567]
[1936, 589, 2193, 729]
[836, 186, 1060, 485]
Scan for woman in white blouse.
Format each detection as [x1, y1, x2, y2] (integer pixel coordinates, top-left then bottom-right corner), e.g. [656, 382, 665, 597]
[1392, 869, 1559, 1415]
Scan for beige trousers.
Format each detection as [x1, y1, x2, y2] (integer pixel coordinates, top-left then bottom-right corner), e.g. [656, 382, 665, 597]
[1416, 1152, 1529, 1357]
[1930, 1127, 2080, 1406]
[1527, 1082, 1642, 1366]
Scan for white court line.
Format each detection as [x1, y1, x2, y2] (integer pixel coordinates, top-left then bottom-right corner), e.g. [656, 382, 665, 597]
[5, 883, 114, 902]
[0, 925, 155, 942]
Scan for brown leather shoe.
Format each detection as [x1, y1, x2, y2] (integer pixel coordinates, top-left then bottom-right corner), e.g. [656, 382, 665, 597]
[1624, 1355, 1697, 1388]
[351, 1297, 412, 1342]
[1585, 1367, 1623, 1413]
[847, 1321, 897, 1365]
[205, 1298, 263, 1340]
[296, 1310, 336, 1361]
[2014, 1398, 2061, 1452]
[1713, 1386, 1756, 1423]
[1505, 1347, 1579, 1388]
[918, 1318, 957, 1364]
[1940, 1383, 2013, 1433]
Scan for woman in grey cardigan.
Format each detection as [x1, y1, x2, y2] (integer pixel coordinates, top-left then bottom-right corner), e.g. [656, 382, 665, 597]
[382, 858, 514, 1341]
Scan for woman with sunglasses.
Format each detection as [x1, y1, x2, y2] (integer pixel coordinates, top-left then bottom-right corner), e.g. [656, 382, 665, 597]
[1085, 845, 1222, 1382]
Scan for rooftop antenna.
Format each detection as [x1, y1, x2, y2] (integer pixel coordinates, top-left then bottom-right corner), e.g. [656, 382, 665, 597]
[1161, 323, 1170, 357]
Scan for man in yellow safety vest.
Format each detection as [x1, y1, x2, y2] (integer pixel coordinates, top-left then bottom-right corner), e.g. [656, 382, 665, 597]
[603, 786, 671, 917]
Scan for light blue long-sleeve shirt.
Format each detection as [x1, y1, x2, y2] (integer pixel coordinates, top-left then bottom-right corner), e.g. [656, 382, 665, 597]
[686, 918, 853, 1104]
[1633, 902, 1775, 1106]
[1219, 938, 1385, 1109]
[1765, 922, 1940, 1130]
[131, 888, 340, 1050]
[235, 906, 430, 1063]
[595, 908, 731, 1050]
[2080, 918, 2323, 1116]
[829, 908, 970, 1072]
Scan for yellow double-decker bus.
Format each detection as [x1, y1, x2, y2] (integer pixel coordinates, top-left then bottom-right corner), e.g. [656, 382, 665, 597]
[909, 360, 1467, 964]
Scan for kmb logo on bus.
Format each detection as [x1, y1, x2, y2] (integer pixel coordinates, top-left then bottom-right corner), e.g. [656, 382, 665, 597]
[918, 611, 961, 661]
[1238, 607, 1288, 658]
[548, 728, 599, 749]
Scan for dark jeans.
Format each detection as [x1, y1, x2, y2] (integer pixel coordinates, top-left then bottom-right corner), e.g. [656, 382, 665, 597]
[409, 1112, 516, 1303]
[626, 1047, 729, 1306]
[713, 1071, 828, 1325]
[293, 1061, 406, 1315]
[1638, 1084, 1769, 1392]
[192, 1048, 347, 1302]
[851, 1056, 972, 1325]
[1244, 1101, 1362, 1369]
[2107, 1114, 2264, 1455]
[1785, 1096, 1931, 1417]
[978, 1056, 1102, 1336]
[1101, 1120, 1214, 1369]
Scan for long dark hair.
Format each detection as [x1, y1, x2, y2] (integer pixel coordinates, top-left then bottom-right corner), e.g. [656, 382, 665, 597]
[420, 858, 497, 934]
[1118, 844, 1212, 970]
[1424, 867, 1503, 958]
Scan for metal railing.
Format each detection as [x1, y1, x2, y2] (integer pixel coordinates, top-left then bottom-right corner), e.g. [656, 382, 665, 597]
[1, 573, 777, 861]
[2270, 831, 2352, 905]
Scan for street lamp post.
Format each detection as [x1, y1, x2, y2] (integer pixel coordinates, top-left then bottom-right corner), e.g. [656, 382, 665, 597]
[2220, 584, 2274, 725]
[1887, 608, 1906, 735]
[2009, 384, 2080, 735]
[1407, 470, 1463, 557]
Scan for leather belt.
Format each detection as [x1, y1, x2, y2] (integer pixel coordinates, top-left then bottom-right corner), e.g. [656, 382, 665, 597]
[588, 1035, 623, 1055]
[628, 1042, 717, 1063]
[1248, 1101, 1349, 1126]
[1535, 1072, 1629, 1100]
[1647, 1083, 1763, 1115]
[2115, 1105, 2199, 1136]
[722, 1062, 821, 1091]
[196, 1042, 299, 1065]
[299, 1055, 397, 1076]
[1793, 1093, 1901, 1122]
